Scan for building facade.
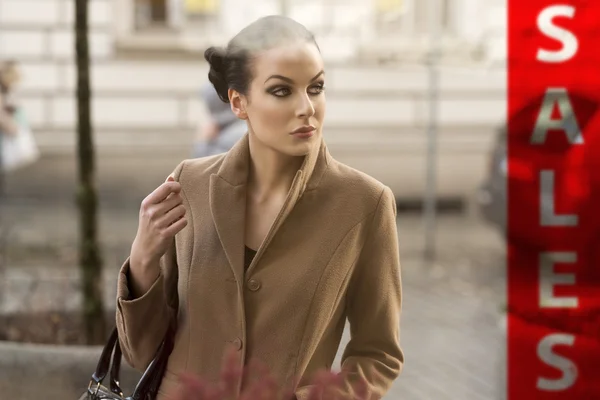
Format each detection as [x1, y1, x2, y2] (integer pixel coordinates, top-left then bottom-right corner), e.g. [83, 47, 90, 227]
[0, 0, 507, 202]
[113, 0, 506, 63]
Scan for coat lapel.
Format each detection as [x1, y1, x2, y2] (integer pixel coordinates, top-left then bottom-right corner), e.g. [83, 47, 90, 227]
[209, 133, 330, 281]
[210, 174, 246, 284]
[209, 135, 250, 285]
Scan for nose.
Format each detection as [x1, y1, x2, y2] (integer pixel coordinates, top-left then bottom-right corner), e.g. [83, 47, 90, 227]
[296, 93, 315, 119]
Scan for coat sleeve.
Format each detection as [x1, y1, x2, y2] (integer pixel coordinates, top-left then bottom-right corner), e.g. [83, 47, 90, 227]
[115, 163, 184, 371]
[296, 186, 403, 399]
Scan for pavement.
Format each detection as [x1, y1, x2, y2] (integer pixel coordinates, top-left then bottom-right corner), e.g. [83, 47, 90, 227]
[0, 186, 507, 399]
[386, 216, 506, 400]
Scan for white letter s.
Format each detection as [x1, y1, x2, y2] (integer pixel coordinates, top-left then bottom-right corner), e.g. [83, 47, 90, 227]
[537, 334, 578, 391]
[536, 5, 578, 63]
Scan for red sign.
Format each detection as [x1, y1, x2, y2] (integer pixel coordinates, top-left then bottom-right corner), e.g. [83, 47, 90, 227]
[508, 1, 600, 398]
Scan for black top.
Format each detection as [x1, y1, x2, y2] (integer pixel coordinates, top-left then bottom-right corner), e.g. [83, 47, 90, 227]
[244, 246, 257, 271]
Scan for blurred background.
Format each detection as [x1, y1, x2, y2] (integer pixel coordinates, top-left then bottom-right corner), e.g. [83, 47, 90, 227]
[0, 0, 508, 399]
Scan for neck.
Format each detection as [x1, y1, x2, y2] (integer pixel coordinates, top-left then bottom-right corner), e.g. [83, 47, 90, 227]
[247, 134, 304, 202]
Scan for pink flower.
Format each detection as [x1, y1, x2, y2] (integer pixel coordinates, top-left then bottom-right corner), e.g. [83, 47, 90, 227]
[167, 348, 368, 400]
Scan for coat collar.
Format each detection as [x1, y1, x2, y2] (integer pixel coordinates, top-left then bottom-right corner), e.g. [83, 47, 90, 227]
[209, 133, 329, 283]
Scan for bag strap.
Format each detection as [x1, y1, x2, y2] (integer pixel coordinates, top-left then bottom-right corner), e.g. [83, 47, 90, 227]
[87, 316, 176, 399]
[91, 239, 180, 399]
[109, 339, 124, 396]
[129, 315, 177, 400]
[90, 328, 119, 387]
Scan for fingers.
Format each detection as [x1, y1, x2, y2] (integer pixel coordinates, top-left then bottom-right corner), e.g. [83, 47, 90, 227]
[141, 192, 183, 223]
[144, 180, 181, 206]
[139, 174, 188, 239]
[161, 215, 188, 238]
[157, 204, 186, 229]
[159, 193, 184, 214]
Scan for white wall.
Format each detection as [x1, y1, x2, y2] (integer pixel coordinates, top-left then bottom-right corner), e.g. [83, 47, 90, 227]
[0, 0, 117, 143]
[482, 0, 507, 64]
[0, 0, 114, 61]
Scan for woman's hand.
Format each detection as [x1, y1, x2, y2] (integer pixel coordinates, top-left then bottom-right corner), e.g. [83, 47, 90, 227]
[129, 176, 187, 296]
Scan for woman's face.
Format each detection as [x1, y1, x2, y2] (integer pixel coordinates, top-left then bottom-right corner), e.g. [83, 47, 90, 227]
[231, 41, 326, 157]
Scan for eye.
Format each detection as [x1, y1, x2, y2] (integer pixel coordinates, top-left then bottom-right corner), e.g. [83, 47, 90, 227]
[308, 82, 325, 95]
[269, 87, 291, 97]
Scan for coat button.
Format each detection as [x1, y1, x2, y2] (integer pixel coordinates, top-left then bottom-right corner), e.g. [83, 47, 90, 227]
[232, 338, 243, 350]
[247, 279, 261, 291]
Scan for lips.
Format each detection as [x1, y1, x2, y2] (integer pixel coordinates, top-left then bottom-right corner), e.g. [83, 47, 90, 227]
[291, 126, 316, 134]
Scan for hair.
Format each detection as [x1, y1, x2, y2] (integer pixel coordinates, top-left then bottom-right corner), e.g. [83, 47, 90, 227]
[204, 15, 320, 103]
[0, 59, 19, 93]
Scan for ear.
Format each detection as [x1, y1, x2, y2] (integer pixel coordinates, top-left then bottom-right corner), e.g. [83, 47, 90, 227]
[229, 88, 248, 120]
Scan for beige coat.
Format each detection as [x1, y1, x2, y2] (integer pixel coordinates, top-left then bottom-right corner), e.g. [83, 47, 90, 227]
[115, 134, 403, 399]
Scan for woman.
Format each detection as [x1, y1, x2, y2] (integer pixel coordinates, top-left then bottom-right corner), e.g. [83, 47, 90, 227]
[116, 15, 403, 400]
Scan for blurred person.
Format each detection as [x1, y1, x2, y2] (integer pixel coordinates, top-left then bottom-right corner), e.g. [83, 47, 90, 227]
[0, 60, 19, 139]
[0, 60, 39, 176]
[192, 80, 246, 158]
[115, 15, 403, 400]
[0, 59, 20, 234]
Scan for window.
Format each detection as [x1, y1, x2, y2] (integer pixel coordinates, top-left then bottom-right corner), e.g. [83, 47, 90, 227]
[185, 0, 219, 15]
[184, 0, 220, 31]
[135, 0, 168, 29]
[132, 0, 220, 31]
[116, 0, 223, 53]
[375, 0, 406, 32]
[375, 0, 456, 36]
[414, 0, 454, 35]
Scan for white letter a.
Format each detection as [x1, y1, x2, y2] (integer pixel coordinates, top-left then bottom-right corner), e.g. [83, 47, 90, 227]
[530, 88, 582, 145]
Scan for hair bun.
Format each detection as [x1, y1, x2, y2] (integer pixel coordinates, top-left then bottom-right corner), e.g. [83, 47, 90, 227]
[204, 46, 229, 103]
[204, 46, 225, 69]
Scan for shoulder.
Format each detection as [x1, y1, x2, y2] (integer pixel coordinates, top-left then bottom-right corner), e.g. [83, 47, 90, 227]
[317, 156, 396, 217]
[168, 153, 225, 184]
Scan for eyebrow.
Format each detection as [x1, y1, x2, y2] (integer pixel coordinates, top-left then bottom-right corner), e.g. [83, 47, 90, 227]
[264, 70, 325, 84]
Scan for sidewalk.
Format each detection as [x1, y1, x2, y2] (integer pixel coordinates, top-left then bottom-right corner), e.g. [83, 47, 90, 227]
[388, 217, 506, 399]
[0, 197, 507, 399]
[388, 214, 505, 399]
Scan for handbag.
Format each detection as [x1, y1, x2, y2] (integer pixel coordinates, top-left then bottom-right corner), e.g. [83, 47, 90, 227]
[79, 318, 176, 400]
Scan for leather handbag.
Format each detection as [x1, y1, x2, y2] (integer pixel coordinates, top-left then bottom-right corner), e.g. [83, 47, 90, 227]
[79, 320, 176, 400]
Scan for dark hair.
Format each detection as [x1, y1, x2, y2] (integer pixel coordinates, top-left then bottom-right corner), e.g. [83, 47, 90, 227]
[204, 15, 320, 103]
